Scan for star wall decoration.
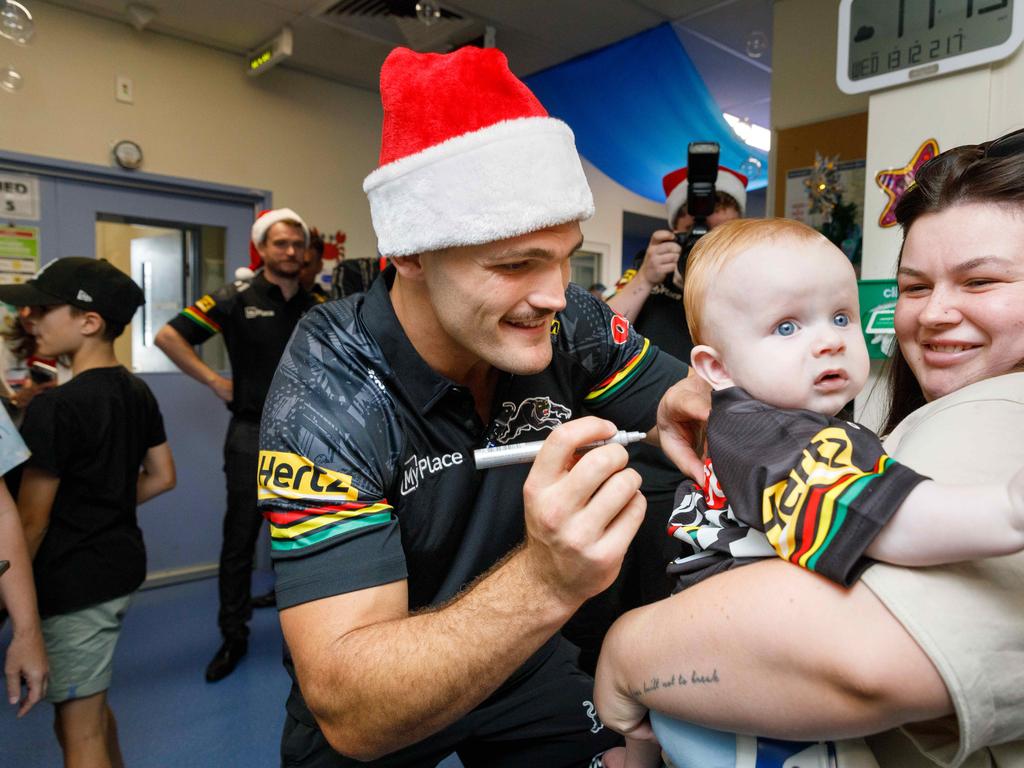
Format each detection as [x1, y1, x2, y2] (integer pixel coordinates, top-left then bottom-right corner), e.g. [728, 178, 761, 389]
[875, 139, 939, 228]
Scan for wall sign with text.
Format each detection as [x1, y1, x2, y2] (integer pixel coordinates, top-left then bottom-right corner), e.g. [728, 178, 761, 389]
[0, 173, 40, 221]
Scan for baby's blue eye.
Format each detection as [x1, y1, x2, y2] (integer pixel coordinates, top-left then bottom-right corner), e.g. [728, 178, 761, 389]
[833, 313, 851, 327]
[775, 321, 797, 336]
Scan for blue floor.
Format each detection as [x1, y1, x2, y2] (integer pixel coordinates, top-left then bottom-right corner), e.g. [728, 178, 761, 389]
[1, 572, 466, 767]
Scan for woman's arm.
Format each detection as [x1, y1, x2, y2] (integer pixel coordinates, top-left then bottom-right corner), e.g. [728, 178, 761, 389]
[0, 478, 47, 716]
[595, 558, 951, 742]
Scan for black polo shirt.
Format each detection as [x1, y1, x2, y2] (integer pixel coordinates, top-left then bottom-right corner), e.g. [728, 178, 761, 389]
[167, 272, 323, 421]
[614, 254, 693, 501]
[258, 271, 687, 610]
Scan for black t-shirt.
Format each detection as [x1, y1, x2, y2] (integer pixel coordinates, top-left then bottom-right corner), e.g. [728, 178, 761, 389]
[167, 272, 324, 421]
[21, 366, 166, 617]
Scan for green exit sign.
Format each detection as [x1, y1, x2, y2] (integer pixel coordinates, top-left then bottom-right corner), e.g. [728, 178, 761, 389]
[858, 279, 898, 359]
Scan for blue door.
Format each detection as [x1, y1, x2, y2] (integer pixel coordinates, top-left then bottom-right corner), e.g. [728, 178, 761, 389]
[1, 152, 270, 582]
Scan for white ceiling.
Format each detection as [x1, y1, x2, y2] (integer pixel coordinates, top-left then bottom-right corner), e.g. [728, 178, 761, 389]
[41, 0, 773, 124]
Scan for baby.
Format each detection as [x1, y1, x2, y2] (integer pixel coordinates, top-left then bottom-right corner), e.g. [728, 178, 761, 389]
[616, 217, 1024, 768]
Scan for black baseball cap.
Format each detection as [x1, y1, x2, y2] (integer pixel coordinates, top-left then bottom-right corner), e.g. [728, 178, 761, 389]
[0, 257, 145, 324]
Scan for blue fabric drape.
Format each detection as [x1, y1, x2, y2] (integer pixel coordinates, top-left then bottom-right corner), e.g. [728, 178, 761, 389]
[525, 23, 768, 202]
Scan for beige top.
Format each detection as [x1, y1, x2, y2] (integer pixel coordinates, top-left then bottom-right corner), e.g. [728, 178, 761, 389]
[862, 372, 1024, 768]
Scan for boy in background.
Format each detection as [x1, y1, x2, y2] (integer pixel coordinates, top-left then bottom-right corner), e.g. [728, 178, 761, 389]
[0, 258, 175, 767]
[596, 218, 1024, 768]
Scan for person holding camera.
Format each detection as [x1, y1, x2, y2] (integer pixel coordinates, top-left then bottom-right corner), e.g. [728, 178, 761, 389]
[601, 165, 747, 622]
[607, 165, 747, 362]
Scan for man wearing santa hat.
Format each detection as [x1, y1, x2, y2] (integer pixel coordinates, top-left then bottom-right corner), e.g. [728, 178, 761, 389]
[155, 208, 324, 683]
[258, 46, 703, 768]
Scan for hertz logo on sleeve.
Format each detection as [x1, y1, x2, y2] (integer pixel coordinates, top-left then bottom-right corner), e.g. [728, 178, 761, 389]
[257, 451, 359, 502]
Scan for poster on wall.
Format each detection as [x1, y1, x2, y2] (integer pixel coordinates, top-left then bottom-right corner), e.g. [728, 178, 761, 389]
[0, 224, 40, 284]
[0, 225, 41, 392]
[785, 158, 866, 272]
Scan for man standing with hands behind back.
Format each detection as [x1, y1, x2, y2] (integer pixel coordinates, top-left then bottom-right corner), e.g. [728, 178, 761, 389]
[155, 208, 323, 683]
[258, 46, 705, 768]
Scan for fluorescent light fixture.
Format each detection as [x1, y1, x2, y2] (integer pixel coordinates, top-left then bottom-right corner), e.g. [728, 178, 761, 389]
[723, 112, 771, 152]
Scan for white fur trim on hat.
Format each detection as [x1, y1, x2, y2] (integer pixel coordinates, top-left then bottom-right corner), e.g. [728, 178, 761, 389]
[665, 169, 747, 227]
[363, 117, 594, 257]
[251, 208, 310, 247]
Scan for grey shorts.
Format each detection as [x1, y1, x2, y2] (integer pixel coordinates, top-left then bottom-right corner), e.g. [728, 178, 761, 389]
[41, 594, 132, 703]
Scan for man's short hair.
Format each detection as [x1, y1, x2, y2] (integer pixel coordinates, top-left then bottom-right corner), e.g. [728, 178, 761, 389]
[308, 231, 325, 258]
[673, 191, 742, 231]
[262, 219, 305, 245]
[683, 218, 827, 346]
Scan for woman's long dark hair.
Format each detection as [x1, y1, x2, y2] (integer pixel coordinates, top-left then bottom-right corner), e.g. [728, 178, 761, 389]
[881, 132, 1024, 435]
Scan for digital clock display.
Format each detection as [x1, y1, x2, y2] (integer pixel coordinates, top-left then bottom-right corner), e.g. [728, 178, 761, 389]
[848, 0, 1013, 81]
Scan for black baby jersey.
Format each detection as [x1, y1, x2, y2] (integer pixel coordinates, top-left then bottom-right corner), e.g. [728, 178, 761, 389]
[667, 387, 928, 590]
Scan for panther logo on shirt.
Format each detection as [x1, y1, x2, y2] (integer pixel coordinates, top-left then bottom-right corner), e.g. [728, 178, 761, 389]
[491, 397, 572, 444]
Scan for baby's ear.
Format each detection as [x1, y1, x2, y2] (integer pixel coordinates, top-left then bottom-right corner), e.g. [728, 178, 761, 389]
[690, 345, 733, 390]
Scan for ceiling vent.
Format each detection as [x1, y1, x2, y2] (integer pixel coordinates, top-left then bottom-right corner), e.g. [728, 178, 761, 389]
[315, 0, 483, 51]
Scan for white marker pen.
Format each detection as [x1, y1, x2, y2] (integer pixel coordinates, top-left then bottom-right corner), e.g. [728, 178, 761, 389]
[474, 430, 647, 470]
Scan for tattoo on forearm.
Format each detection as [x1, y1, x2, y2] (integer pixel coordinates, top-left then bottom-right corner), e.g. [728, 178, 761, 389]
[629, 668, 720, 699]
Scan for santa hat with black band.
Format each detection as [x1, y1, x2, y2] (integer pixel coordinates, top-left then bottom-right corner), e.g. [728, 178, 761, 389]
[663, 165, 748, 228]
[363, 46, 594, 257]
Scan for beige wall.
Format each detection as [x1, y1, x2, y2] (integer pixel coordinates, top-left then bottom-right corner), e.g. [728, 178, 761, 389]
[771, 0, 870, 131]
[1, 2, 655, 275]
[0, 3, 382, 260]
[769, 0, 870, 212]
[581, 159, 666, 287]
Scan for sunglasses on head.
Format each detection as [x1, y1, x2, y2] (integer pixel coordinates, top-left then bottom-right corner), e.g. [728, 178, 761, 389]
[983, 127, 1024, 159]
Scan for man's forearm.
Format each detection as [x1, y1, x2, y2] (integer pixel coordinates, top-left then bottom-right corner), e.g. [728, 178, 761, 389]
[298, 547, 578, 760]
[154, 326, 219, 388]
[606, 279, 653, 323]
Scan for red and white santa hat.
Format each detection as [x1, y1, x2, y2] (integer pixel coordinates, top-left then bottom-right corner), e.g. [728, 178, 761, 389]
[662, 165, 748, 228]
[239, 208, 310, 279]
[363, 46, 594, 257]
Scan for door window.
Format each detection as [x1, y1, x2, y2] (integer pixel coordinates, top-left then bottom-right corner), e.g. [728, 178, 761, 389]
[96, 216, 227, 372]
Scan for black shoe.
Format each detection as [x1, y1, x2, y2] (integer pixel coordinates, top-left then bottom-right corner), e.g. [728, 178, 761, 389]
[250, 589, 277, 609]
[205, 638, 248, 683]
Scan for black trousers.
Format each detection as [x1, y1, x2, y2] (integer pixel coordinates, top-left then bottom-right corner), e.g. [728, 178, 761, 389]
[280, 639, 621, 767]
[218, 417, 262, 641]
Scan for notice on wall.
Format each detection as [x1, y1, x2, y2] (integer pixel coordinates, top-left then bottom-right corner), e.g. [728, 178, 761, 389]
[0, 173, 41, 221]
[858, 279, 898, 359]
[0, 225, 40, 285]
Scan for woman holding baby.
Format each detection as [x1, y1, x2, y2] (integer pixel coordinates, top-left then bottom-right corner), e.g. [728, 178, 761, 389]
[596, 129, 1024, 767]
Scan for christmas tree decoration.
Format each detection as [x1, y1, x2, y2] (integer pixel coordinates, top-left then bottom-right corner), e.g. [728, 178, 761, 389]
[803, 153, 862, 264]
